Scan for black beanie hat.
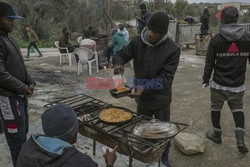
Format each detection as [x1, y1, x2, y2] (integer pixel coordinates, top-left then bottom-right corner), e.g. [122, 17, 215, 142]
[139, 3, 146, 10]
[147, 12, 170, 34]
[41, 103, 78, 141]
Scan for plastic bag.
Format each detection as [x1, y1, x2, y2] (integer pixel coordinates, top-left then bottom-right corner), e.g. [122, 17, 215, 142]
[112, 74, 127, 89]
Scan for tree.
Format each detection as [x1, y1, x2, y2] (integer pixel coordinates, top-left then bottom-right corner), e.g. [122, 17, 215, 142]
[173, 0, 189, 19]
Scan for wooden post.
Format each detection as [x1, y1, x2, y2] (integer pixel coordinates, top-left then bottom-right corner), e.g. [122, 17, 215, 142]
[107, 0, 112, 41]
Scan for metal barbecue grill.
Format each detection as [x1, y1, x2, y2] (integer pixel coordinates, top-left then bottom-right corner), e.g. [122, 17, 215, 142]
[45, 94, 187, 167]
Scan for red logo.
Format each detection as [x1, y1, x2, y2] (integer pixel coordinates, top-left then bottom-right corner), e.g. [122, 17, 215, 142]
[227, 42, 239, 53]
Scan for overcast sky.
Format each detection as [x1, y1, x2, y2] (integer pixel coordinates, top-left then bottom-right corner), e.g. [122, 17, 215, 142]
[170, 0, 250, 3]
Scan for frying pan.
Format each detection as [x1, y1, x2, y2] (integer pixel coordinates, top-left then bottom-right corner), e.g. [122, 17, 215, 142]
[98, 106, 134, 125]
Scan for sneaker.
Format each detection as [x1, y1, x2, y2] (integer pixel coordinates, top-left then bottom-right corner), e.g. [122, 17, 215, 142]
[38, 54, 43, 57]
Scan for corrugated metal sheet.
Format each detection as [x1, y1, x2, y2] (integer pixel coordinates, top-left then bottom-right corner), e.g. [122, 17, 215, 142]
[241, 23, 250, 32]
[168, 20, 178, 41]
[176, 23, 202, 46]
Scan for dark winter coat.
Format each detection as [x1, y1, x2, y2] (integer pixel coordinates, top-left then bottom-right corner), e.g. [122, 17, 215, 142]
[138, 11, 151, 34]
[17, 134, 98, 167]
[0, 30, 34, 96]
[114, 28, 180, 109]
[200, 8, 210, 34]
[203, 24, 250, 87]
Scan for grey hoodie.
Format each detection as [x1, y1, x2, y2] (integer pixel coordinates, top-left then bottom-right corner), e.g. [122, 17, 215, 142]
[219, 24, 245, 42]
[203, 23, 250, 87]
[141, 27, 169, 47]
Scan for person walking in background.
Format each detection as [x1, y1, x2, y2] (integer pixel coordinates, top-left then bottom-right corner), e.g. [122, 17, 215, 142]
[136, 3, 151, 34]
[200, 7, 210, 35]
[0, 2, 36, 166]
[203, 6, 250, 153]
[26, 26, 43, 58]
[114, 12, 181, 167]
[117, 24, 129, 42]
[17, 103, 117, 167]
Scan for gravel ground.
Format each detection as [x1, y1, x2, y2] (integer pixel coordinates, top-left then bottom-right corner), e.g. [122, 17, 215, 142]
[0, 48, 249, 167]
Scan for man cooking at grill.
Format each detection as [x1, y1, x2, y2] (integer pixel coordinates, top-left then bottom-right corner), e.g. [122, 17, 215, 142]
[17, 103, 118, 167]
[114, 12, 180, 167]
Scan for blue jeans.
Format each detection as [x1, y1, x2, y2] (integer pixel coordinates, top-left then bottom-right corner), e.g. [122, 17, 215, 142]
[0, 96, 28, 167]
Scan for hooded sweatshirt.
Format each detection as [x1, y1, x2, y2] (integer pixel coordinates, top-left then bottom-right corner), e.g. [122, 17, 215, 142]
[17, 134, 98, 167]
[118, 27, 129, 42]
[109, 32, 128, 55]
[114, 28, 180, 109]
[203, 24, 250, 90]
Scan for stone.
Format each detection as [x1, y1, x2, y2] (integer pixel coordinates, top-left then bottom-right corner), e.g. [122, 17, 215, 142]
[174, 132, 205, 155]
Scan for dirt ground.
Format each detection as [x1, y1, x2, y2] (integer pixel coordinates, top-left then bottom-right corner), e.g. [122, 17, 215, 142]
[0, 48, 249, 167]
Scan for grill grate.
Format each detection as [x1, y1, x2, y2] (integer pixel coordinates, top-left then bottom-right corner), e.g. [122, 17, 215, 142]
[46, 94, 187, 164]
[45, 94, 111, 116]
[45, 94, 168, 147]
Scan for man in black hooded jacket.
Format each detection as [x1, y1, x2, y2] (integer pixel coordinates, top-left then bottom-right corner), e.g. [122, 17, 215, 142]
[203, 6, 250, 153]
[0, 2, 36, 166]
[114, 12, 180, 167]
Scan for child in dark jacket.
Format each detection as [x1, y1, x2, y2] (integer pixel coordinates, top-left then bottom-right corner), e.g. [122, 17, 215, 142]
[17, 104, 117, 167]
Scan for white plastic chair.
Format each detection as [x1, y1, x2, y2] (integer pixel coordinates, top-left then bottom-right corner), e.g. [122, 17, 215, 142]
[54, 41, 72, 66]
[73, 47, 99, 76]
[77, 36, 83, 43]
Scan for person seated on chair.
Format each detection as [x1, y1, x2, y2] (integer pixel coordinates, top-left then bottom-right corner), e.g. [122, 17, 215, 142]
[17, 103, 118, 167]
[80, 30, 96, 61]
[59, 28, 79, 62]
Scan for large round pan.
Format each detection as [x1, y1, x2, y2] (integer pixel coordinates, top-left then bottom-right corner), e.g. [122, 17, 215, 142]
[98, 106, 134, 125]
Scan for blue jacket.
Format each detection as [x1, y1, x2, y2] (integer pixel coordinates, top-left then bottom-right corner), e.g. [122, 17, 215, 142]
[17, 134, 98, 167]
